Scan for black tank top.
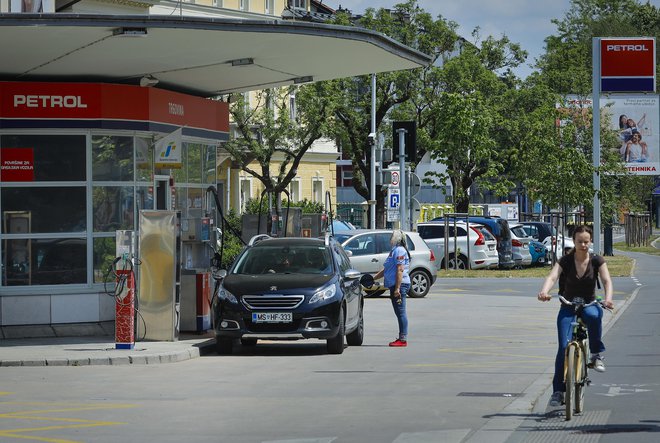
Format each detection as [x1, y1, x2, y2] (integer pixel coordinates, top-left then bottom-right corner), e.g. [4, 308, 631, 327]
[558, 253, 604, 303]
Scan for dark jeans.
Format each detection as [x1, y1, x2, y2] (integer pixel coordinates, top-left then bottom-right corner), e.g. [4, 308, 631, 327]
[553, 303, 605, 393]
[389, 283, 410, 340]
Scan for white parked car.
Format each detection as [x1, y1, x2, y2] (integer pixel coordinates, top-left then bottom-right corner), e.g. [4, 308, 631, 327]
[334, 229, 438, 298]
[509, 224, 533, 267]
[417, 221, 499, 270]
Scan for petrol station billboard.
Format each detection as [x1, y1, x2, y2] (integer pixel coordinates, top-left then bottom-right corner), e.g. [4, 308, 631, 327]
[600, 37, 656, 93]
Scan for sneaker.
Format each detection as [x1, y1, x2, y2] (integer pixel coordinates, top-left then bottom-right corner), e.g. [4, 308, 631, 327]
[591, 356, 606, 373]
[549, 391, 564, 407]
[389, 339, 407, 347]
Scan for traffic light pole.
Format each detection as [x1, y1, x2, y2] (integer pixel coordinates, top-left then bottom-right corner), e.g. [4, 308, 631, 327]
[397, 128, 407, 231]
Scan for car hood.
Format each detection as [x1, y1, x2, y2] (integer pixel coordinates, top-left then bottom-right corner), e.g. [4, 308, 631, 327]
[223, 273, 334, 295]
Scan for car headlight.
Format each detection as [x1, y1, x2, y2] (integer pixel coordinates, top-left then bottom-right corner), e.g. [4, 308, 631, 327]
[309, 284, 337, 304]
[217, 286, 238, 304]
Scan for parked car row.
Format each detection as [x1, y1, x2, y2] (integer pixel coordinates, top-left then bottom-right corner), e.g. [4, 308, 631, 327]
[417, 221, 499, 270]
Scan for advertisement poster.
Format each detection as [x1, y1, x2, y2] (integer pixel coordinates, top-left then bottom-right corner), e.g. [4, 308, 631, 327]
[0, 147, 34, 181]
[603, 95, 659, 175]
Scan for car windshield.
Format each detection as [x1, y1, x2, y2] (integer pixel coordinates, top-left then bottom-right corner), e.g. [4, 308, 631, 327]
[232, 245, 333, 275]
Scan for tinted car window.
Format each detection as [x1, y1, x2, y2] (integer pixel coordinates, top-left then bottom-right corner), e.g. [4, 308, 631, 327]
[478, 226, 495, 241]
[418, 225, 443, 239]
[334, 244, 352, 274]
[511, 226, 528, 238]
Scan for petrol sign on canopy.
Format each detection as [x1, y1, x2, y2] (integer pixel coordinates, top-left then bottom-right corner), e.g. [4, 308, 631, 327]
[600, 38, 656, 92]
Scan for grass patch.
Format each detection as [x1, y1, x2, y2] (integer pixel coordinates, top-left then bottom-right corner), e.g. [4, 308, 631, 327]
[435, 234, 660, 278]
[437, 254, 634, 278]
[613, 235, 660, 256]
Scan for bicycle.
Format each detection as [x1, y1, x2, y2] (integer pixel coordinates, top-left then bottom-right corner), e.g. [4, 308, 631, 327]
[558, 295, 609, 420]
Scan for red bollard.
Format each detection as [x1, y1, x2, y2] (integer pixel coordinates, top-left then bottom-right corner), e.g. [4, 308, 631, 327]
[115, 268, 135, 349]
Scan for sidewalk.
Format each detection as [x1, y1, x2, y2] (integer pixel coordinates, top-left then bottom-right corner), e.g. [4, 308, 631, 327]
[0, 330, 215, 367]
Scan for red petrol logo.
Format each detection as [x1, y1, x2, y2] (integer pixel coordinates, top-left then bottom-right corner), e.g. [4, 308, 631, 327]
[601, 38, 655, 77]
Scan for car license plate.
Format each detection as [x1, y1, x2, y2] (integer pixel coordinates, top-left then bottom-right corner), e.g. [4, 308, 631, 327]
[252, 312, 293, 323]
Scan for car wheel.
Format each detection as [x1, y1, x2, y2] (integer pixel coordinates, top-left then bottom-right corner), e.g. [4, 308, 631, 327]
[408, 269, 431, 298]
[445, 254, 468, 270]
[240, 338, 257, 347]
[346, 302, 364, 346]
[327, 306, 346, 354]
[215, 337, 233, 355]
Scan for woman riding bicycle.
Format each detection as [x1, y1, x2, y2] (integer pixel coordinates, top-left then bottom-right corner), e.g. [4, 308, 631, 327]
[537, 225, 614, 407]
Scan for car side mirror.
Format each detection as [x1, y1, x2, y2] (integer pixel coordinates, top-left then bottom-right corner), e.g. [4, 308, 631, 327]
[212, 269, 227, 281]
[344, 269, 361, 280]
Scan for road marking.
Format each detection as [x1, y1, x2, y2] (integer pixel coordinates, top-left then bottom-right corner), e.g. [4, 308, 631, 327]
[0, 400, 135, 443]
[597, 385, 653, 397]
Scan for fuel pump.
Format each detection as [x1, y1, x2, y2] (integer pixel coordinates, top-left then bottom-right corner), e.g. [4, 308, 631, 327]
[114, 230, 136, 349]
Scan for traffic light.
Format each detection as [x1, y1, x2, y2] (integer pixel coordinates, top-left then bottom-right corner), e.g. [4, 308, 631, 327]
[392, 121, 416, 163]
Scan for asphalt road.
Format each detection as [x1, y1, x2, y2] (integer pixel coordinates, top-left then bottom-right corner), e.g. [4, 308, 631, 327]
[0, 251, 653, 443]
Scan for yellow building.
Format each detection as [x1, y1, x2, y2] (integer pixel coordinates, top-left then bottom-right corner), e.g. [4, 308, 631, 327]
[201, 0, 341, 214]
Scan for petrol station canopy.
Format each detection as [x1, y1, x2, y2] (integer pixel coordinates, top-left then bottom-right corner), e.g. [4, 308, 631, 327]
[0, 14, 432, 97]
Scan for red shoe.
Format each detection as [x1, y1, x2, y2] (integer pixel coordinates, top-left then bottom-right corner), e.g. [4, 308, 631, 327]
[389, 339, 407, 347]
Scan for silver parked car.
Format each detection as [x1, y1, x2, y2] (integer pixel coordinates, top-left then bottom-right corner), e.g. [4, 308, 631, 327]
[417, 221, 499, 270]
[333, 229, 438, 298]
[509, 223, 533, 268]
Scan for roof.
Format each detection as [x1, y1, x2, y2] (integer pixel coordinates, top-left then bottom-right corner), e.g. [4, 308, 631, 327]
[0, 14, 432, 98]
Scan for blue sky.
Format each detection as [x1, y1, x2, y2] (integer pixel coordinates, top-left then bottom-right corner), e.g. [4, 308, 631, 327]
[327, 0, 574, 78]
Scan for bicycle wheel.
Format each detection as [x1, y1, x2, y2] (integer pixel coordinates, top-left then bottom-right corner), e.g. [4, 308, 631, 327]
[565, 345, 577, 420]
[575, 343, 587, 413]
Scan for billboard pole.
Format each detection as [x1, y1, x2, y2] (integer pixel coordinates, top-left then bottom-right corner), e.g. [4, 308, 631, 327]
[592, 37, 602, 254]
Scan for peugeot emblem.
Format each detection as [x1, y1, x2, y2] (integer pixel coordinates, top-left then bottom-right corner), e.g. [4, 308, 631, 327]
[270, 286, 277, 291]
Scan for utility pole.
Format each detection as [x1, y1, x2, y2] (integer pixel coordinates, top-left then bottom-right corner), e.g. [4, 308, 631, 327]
[369, 73, 377, 229]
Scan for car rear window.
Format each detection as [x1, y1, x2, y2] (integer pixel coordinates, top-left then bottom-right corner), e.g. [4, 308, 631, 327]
[418, 225, 443, 239]
[478, 226, 495, 241]
[511, 226, 527, 238]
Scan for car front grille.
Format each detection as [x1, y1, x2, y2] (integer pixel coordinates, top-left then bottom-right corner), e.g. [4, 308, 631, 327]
[242, 295, 304, 310]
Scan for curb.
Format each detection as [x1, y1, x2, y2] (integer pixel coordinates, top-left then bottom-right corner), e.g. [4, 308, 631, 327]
[0, 339, 216, 367]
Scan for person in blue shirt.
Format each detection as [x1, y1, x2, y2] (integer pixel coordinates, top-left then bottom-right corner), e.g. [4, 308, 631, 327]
[373, 230, 411, 347]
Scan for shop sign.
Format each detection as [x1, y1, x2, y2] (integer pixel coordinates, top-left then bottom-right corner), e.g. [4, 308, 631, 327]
[0, 148, 34, 181]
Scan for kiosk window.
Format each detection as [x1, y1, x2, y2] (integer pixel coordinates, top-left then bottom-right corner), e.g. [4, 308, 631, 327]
[1, 135, 86, 181]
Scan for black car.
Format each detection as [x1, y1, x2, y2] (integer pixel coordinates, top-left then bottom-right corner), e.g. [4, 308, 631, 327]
[211, 234, 364, 355]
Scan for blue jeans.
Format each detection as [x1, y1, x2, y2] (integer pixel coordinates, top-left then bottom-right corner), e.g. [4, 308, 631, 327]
[552, 303, 605, 392]
[389, 283, 409, 340]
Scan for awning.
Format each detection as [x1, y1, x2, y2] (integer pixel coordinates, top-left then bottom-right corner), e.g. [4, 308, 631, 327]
[0, 14, 432, 97]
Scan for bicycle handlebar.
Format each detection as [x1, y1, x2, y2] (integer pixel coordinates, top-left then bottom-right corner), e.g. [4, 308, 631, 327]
[559, 295, 612, 311]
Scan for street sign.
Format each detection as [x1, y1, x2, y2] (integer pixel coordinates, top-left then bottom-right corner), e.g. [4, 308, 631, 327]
[391, 171, 400, 186]
[408, 173, 421, 197]
[387, 186, 400, 222]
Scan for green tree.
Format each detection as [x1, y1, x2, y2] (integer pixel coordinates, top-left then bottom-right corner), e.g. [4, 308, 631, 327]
[327, 1, 459, 224]
[534, 0, 659, 221]
[223, 85, 332, 229]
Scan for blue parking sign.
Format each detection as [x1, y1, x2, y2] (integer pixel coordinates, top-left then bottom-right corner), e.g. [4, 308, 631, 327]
[389, 191, 400, 208]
